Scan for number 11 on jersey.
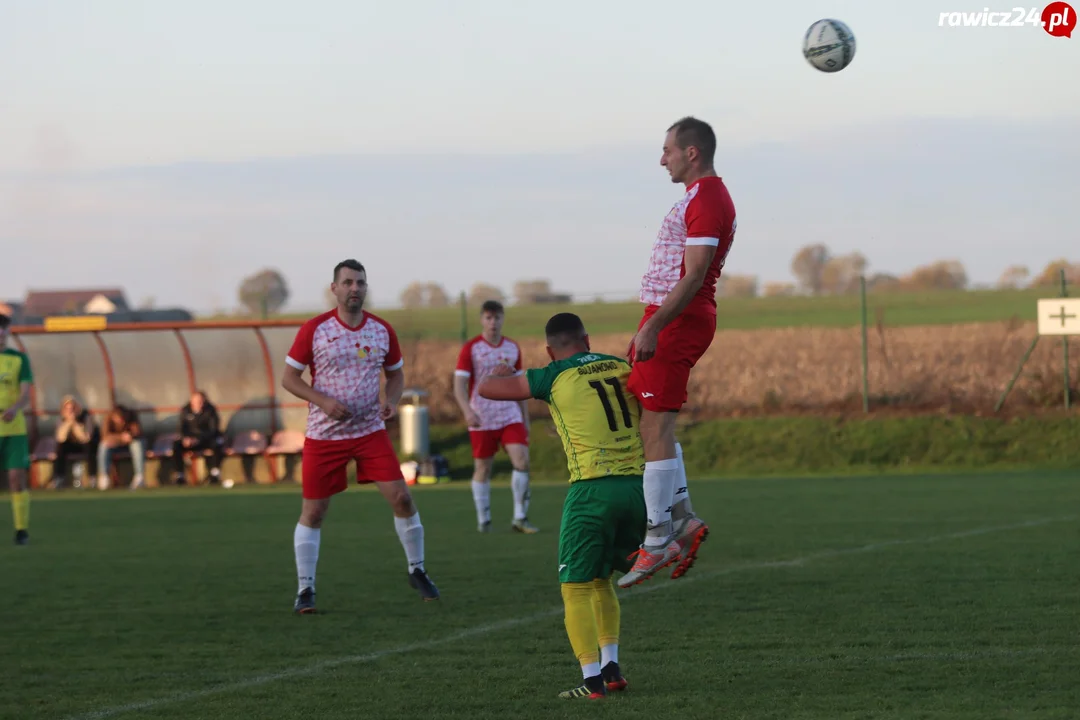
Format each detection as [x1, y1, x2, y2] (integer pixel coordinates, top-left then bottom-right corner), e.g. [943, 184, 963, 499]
[588, 378, 633, 432]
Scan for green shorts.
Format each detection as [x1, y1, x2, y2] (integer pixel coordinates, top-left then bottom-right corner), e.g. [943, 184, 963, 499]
[0, 434, 30, 471]
[558, 474, 646, 584]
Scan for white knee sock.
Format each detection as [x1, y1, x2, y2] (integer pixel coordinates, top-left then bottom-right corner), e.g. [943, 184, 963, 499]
[643, 458, 679, 547]
[601, 644, 618, 667]
[672, 442, 693, 521]
[394, 512, 425, 572]
[511, 470, 530, 520]
[471, 480, 491, 524]
[294, 523, 320, 592]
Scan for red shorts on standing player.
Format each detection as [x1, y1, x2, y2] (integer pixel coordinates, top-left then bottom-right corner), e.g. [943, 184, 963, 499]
[469, 422, 528, 459]
[301, 430, 404, 500]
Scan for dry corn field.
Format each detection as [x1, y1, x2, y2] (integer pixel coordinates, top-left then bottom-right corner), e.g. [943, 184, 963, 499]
[401, 320, 1079, 421]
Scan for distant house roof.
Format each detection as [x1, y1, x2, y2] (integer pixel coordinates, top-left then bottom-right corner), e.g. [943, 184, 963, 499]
[23, 289, 130, 316]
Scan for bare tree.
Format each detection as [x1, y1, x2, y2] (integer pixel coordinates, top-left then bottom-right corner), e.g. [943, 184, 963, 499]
[400, 281, 450, 308]
[790, 244, 830, 295]
[899, 260, 968, 291]
[426, 284, 450, 308]
[467, 282, 506, 306]
[997, 265, 1030, 289]
[820, 252, 868, 294]
[238, 268, 290, 316]
[1030, 259, 1080, 287]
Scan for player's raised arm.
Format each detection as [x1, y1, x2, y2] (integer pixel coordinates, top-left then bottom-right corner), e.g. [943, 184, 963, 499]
[477, 363, 533, 402]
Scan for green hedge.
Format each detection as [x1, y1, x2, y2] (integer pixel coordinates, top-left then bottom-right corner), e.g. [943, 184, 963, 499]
[411, 414, 1080, 481]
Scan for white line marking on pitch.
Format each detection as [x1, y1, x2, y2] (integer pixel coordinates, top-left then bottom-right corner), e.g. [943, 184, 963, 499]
[67, 515, 1071, 720]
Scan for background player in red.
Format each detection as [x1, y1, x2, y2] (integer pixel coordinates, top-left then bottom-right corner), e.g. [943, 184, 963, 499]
[453, 300, 537, 533]
[282, 259, 439, 613]
[619, 117, 737, 588]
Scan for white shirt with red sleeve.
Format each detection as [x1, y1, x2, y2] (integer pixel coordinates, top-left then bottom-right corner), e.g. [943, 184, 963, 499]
[285, 309, 403, 441]
[454, 335, 524, 431]
[639, 175, 737, 313]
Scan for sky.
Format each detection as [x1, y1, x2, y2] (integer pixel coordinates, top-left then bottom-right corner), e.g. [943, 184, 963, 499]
[1, 0, 1077, 313]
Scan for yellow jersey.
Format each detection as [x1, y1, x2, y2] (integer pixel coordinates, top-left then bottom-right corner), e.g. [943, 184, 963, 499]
[526, 352, 645, 482]
[0, 347, 33, 437]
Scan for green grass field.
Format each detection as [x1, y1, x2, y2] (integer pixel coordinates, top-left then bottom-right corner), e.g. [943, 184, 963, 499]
[5, 470, 1079, 719]
[246, 286, 1066, 339]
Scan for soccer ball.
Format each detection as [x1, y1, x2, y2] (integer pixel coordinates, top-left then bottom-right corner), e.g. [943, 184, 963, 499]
[802, 19, 856, 73]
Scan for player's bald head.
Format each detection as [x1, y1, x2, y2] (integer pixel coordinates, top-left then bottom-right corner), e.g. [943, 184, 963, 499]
[667, 116, 716, 166]
[545, 313, 589, 355]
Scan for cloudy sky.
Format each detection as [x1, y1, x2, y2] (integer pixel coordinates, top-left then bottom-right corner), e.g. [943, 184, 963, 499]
[1, 0, 1076, 312]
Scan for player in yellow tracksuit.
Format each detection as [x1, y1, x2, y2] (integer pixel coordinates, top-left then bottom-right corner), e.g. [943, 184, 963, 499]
[479, 312, 646, 700]
[0, 312, 33, 545]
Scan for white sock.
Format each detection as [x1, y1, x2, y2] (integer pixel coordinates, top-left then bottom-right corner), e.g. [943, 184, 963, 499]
[511, 470, 530, 520]
[294, 523, 320, 592]
[581, 661, 601, 680]
[600, 644, 618, 667]
[643, 458, 678, 547]
[672, 442, 693, 521]
[394, 512, 425, 572]
[471, 480, 491, 524]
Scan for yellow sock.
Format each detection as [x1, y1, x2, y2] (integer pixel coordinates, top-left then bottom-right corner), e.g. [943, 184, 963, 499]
[12, 490, 29, 531]
[561, 582, 600, 668]
[591, 576, 620, 650]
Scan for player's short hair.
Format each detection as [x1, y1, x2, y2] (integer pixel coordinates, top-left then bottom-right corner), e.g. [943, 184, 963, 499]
[668, 116, 716, 166]
[545, 312, 587, 348]
[333, 259, 366, 282]
[481, 300, 504, 315]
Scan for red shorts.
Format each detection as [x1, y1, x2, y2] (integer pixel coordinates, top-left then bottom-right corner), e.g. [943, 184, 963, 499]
[301, 430, 404, 499]
[469, 422, 528, 459]
[627, 305, 716, 412]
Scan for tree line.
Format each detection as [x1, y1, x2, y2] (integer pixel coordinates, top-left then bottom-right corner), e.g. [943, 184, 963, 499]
[719, 246, 1080, 299]
[231, 253, 1080, 315]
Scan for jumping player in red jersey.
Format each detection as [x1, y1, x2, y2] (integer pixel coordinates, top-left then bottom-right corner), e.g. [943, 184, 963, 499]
[282, 259, 439, 613]
[453, 300, 537, 534]
[618, 117, 737, 588]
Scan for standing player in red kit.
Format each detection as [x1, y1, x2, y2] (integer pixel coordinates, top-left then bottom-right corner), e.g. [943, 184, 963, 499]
[618, 117, 737, 588]
[453, 300, 537, 534]
[283, 259, 439, 613]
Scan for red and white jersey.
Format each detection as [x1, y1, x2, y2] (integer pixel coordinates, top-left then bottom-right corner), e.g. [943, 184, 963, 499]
[639, 176, 737, 312]
[286, 309, 403, 441]
[454, 335, 524, 431]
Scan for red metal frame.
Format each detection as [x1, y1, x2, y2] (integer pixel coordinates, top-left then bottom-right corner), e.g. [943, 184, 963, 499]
[173, 329, 196, 395]
[91, 332, 118, 407]
[252, 327, 279, 436]
[9, 319, 307, 487]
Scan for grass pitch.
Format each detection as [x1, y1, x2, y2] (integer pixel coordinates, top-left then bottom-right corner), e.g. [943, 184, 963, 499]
[4, 471, 1079, 719]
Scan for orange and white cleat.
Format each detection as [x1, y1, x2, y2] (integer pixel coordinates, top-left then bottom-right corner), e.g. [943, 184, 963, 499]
[670, 516, 709, 579]
[617, 540, 681, 588]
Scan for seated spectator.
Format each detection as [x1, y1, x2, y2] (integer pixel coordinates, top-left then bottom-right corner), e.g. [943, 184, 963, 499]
[97, 405, 146, 490]
[51, 395, 99, 489]
[173, 390, 224, 485]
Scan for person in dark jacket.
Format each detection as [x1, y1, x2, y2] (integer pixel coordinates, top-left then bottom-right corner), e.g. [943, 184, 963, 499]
[172, 390, 224, 485]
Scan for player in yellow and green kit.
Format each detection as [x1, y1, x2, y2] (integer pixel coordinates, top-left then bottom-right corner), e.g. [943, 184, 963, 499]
[478, 312, 645, 700]
[0, 312, 33, 546]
